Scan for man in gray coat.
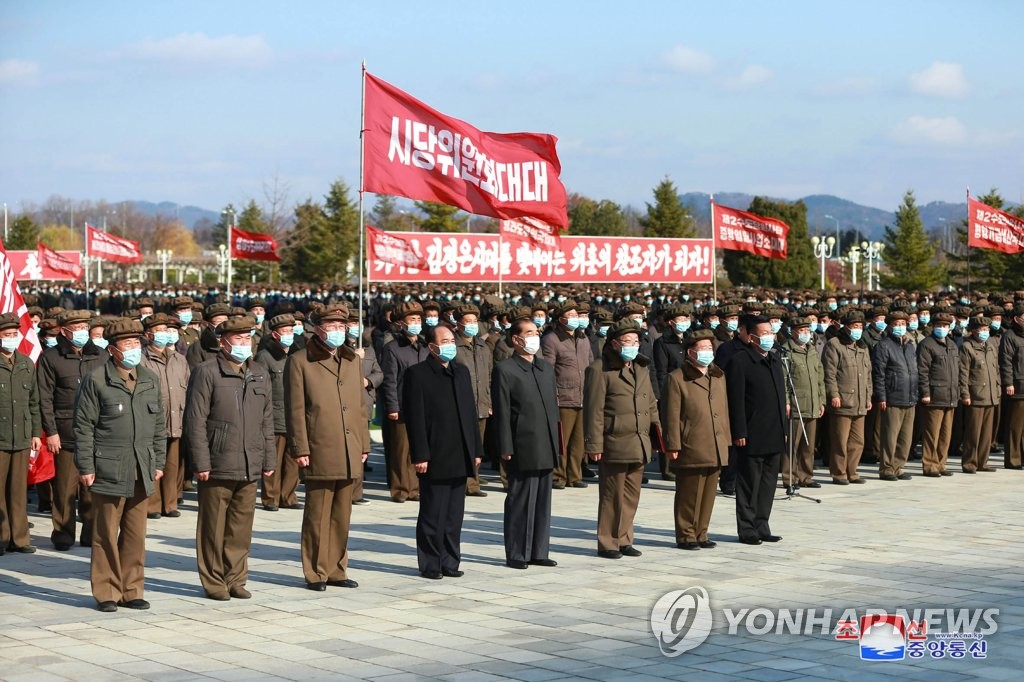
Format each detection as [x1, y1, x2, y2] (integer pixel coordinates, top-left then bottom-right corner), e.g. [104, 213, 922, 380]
[255, 313, 300, 512]
[872, 311, 918, 481]
[917, 312, 960, 477]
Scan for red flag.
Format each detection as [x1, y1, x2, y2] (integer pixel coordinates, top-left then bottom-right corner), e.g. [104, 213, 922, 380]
[500, 217, 561, 251]
[363, 71, 568, 229]
[0, 241, 43, 363]
[230, 226, 280, 261]
[87, 224, 142, 263]
[367, 225, 429, 269]
[37, 241, 84, 280]
[713, 203, 789, 259]
[968, 196, 1024, 254]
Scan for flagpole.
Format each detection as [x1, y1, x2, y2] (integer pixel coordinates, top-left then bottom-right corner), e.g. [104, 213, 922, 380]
[83, 223, 91, 313]
[227, 221, 234, 292]
[966, 186, 971, 296]
[357, 61, 367, 349]
[710, 194, 717, 304]
[497, 228, 504, 296]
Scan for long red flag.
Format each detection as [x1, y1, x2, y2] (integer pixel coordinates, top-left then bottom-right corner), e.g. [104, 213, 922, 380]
[363, 71, 568, 229]
[38, 241, 84, 280]
[230, 226, 280, 261]
[87, 224, 142, 263]
[713, 202, 789, 260]
[0, 241, 42, 363]
[968, 196, 1024, 254]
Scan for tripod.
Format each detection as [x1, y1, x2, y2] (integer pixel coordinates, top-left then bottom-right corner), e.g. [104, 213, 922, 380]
[779, 349, 821, 504]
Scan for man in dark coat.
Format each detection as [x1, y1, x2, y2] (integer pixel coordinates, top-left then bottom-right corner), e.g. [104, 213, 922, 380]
[491, 319, 560, 569]
[726, 316, 787, 545]
[255, 313, 300, 512]
[403, 325, 483, 580]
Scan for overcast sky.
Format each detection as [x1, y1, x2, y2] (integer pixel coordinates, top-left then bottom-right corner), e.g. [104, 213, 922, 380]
[1, 0, 1021, 217]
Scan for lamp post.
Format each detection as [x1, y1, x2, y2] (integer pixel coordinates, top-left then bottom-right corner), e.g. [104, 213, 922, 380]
[811, 235, 836, 290]
[156, 249, 173, 285]
[216, 244, 228, 283]
[824, 214, 841, 256]
[220, 208, 235, 288]
[848, 245, 861, 288]
[861, 241, 884, 291]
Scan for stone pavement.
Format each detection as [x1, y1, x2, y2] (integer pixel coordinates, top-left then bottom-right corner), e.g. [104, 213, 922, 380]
[1, 442, 1022, 681]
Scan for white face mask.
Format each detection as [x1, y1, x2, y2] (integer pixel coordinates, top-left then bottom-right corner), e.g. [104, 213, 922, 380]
[522, 336, 541, 355]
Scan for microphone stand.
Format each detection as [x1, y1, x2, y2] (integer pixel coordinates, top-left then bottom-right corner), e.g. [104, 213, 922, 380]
[779, 346, 821, 504]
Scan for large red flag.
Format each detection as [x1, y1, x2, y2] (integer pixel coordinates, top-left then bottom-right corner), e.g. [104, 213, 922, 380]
[87, 224, 142, 263]
[0, 241, 43, 363]
[366, 225, 429, 270]
[713, 203, 789, 259]
[37, 241, 84, 280]
[968, 196, 1024, 254]
[230, 227, 280, 261]
[363, 71, 569, 229]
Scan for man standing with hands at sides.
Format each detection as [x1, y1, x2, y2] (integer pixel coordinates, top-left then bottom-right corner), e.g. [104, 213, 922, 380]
[452, 303, 492, 498]
[74, 319, 165, 612]
[959, 317, 1000, 473]
[726, 316, 787, 546]
[822, 311, 873, 485]
[185, 314, 275, 601]
[999, 304, 1024, 469]
[402, 325, 482, 579]
[917, 312, 960, 477]
[872, 311, 919, 481]
[584, 319, 658, 559]
[285, 304, 369, 591]
[255, 313, 301, 512]
[491, 319, 560, 570]
[780, 317, 826, 493]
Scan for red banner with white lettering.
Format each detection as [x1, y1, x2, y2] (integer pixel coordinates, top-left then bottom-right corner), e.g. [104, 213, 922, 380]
[0, 242, 42, 363]
[367, 225, 429, 269]
[500, 217, 561, 251]
[4, 250, 83, 281]
[87, 224, 142, 263]
[362, 71, 569, 229]
[367, 231, 712, 283]
[37, 242, 84, 280]
[968, 196, 1024, 254]
[713, 203, 789, 259]
[230, 226, 280, 261]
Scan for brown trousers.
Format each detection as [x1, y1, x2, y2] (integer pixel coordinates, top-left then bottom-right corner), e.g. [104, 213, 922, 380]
[148, 438, 181, 515]
[962, 405, 996, 472]
[673, 467, 720, 544]
[465, 419, 485, 495]
[261, 435, 299, 507]
[301, 478, 354, 583]
[920, 407, 954, 474]
[878, 406, 916, 477]
[0, 449, 31, 548]
[91, 478, 148, 604]
[1004, 399, 1024, 468]
[781, 418, 818, 485]
[554, 407, 584, 486]
[383, 418, 418, 500]
[53, 448, 92, 546]
[596, 461, 643, 552]
[196, 479, 257, 596]
[828, 414, 865, 482]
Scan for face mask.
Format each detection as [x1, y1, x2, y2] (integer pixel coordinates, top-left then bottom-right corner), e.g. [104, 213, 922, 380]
[324, 330, 345, 348]
[595, 296, 603, 303]
[32, 324, 40, 333]
[462, 323, 479, 337]
[69, 329, 89, 347]
[991, 321, 1002, 331]
[1, 337, 18, 353]
[848, 328, 863, 341]
[177, 311, 193, 325]
[45, 337, 58, 348]
[152, 331, 171, 348]
[852, 299, 860, 306]
[674, 320, 691, 334]
[770, 321, 782, 334]
[758, 335, 775, 352]
[579, 316, 589, 328]
[522, 336, 541, 355]
[278, 333, 294, 348]
[532, 317, 546, 328]
[347, 325, 362, 339]
[167, 330, 179, 345]
[255, 314, 265, 326]
[726, 320, 739, 332]
[695, 350, 714, 367]
[598, 325, 610, 337]
[828, 302, 838, 311]
[934, 326, 949, 339]
[891, 325, 906, 338]
[229, 344, 252, 362]
[919, 315, 930, 326]
[618, 345, 639, 362]
[424, 317, 439, 327]
[293, 323, 305, 336]
[908, 320, 919, 331]
[797, 332, 812, 345]
[977, 331, 990, 342]
[564, 317, 580, 331]
[709, 320, 720, 330]
[874, 320, 887, 331]
[436, 343, 457, 362]
[958, 319, 968, 329]
[960, 298, 970, 306]
[118, 347, 142, 368]
[406, 323, 422, 337]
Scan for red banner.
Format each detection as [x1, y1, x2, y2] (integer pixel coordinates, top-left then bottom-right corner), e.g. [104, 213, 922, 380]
[367, 225, 429, 269]
[38, 242, 84, 280]
[713, 203, 789, 259]
[87, 224, 142, 263]
[230, 226, 280, 261]
[4, 249, 83, 281]
[500, 217, 561, 251]
[0, 242, 42, 363]
[363, 71, 569, 229]
[968, 196, 1024, 254]
[367, 231, 713, 283]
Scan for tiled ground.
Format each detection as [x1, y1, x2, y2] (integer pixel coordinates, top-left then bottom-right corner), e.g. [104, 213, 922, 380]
[2, 441, 1021, 681]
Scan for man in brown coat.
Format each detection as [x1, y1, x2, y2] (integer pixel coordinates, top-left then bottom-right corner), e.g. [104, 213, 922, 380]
[286, 304, 370, 591]
[822, 311, 872, 485]
[452, 303, 491, 498]
[959, 317, 1000, 473]
[663, 329, 730, 550]
[583, 319, 658, 559]
[918, 312, 960, 477]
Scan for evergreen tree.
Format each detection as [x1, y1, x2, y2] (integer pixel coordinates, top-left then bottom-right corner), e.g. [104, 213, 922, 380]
[568, 194, 627, 236]
[414, 201, 466, 232]
[722, 197, 817, 289]
[370, 194, 401, 230]
[5, 215, 40, 250]
[281, 199, 328, 283]
[323, 180, 361, 281]
[880, 190, 944, 290]
[640, 177, 696, 238]
[212, 203, 236, 248]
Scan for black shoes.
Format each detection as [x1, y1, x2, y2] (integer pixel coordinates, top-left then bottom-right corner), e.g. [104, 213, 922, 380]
[54, 542, 72, 552]
[923, 471, 941, 477]
[597, 549, 622, 559]
[466, 491, 488, 497]
[528, 559, 557, 567]
[441, 569, 464, 578]
[162, 510, 181, 518]
[8, 545, 36, 553]
[940, 471, 954, 477]
[147, 512, 161, 519]
[849, 478, 865, 484]
[879, 474, 898, 481]
[619, 546, 642, 557]
[760, 535, 783, 543]
[979, 466, 996, 472]
[306, 582, 327, 591]
[97, 601, 117, 612]
[552, 483, 566, 490]
[738, 537, 762, 545]
[784, 484, 797, 495]
[699, 540, 717, 549]
[263, 505, 279, 512]
[832, 478, 849, 485]
[506, 560, 528, 569]
[962, 468, 976, 474]
[326, 579, 359, 588]
[119, 599, 150, 610]
[802, 481, 822, 488]
[421, 571, 442, 580]
[570, 481, 588, 489]
[284, 503, 304, 510]
[677, 542, 700, 550]
[229, 586, 251, 599]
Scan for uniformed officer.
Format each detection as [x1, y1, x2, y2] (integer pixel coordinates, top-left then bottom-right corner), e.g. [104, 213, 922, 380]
[255, 313, 301, 512]
[822, 311, 873, 485]
[960, 317, 1000, 473]
[999, 304, 1024, 469]
[918, 312, 960, 477]
[451, 303, 491, 498]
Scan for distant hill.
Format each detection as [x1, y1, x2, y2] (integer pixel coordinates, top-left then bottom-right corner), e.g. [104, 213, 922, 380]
[126, 201, 220, 229]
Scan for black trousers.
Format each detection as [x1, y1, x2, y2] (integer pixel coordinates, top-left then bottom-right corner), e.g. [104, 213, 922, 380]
[719, 446, 737, 492]
[735, 452, 781, 540]
[504, 469, 552, 563]
[416, 476, 466, 574]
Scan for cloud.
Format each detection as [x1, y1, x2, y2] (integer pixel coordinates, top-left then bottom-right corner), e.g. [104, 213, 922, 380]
[729, 65, 773, 89]
[0, 59, 40, 86]
[123, 33, 273, 68]
[910, 62, 968, 98]
[893, 115, 967, 145]
[662, 45, 714, 74]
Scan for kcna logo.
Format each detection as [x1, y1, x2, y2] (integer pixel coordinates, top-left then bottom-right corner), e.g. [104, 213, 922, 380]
[650, 587, 713, 657]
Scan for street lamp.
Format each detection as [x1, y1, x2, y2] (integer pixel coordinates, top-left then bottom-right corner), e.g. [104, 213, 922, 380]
[216, 244, 228, 283]
[824, 214, 841, 256]
[861, 241, 884, 291]
[220, 208, 236, 288]
[848, 245, 861, 288]
[156, 249, 173, 285]
[811, 235, 836, 290]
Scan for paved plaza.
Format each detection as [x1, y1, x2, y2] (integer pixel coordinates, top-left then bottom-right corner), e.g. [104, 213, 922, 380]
[1, 439, 1022, 681]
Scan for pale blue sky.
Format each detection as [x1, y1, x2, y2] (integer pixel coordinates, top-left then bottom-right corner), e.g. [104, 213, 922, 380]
[1, 0, 1021, 216]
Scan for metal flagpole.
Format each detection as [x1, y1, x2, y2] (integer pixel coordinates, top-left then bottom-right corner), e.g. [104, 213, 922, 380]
[965, 186, 971, 296]
[497, 229, 504, 296]
[83, 221, 90, 312]
[227, 221, 234, 291]
[357, 61, 367, 349]
[710, 194, 718, 304]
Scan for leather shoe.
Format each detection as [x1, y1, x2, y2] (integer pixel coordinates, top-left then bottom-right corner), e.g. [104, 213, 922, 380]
[940, 471, 953, 477]
[898, 472, 913, 480]
[421, 571, 442, 580]
[147, 512, 161, 519]
[119, 599, 150, 610]
[849, 478, 865, 484]
[263, 504, 279, 512]
[97, 601, 117, 613]
[528, 559, 557, 567]
[570, 481, 588, 488]
[441, 568, 464, 578]
[979, 466, 996, 472]
[11, 545, 37, 553]
[699, 540, 717, 549]
[802, 481, 822, 488]
[784, 484, 797, 495]
[162, 510, 181, 518]
[619, 545, 642, 557]
[326, 578, 359, 588]
[879, 473, 897, 481]
[229, 586, 251, 599]
[738, 537, 762, 545]
[306, 582, 327, 591]
[832, 478, 849, 485]
[466, 490, 488, 497]
[661, 472, 676, 482]
[54, 542, 72, 552]
[206, 591, 230, 601]
[760, 535, 783, 543]
[597, 549, 622, 559]
[923, 471, 941, 477]
[506, 560, 528, 569]
[552, 483, 566, 490]
[677, 541, 700, 550]
[962, 468, 976, 474]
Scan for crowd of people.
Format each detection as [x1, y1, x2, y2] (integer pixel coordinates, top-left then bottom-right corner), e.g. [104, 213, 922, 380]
[1, 280, 1023, 612]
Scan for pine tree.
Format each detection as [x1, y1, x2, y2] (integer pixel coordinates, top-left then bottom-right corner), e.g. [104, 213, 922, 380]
[880, 190, 944, 290]
[323, 180, 361, 282]
[370, 194, 400, 230]
[641, 177, 696, 238]
[567, 194, 627, 236]
[5, 215, 40, 250]
[212, 203, 236, 248]
[722, 197, 817, 289]
[281, 199, 327, 282]
[414, 201, 466, 232]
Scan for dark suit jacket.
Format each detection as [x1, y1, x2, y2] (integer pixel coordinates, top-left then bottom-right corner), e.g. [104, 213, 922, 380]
[403, 355, 482, 481]
[725, 344, 787, 456]
[490, 354, 560, 473]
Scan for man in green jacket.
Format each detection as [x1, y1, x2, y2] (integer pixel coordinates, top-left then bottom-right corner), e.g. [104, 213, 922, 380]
[74, 318, 166, 612]
[780, 316, 826, 492]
